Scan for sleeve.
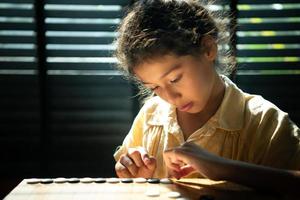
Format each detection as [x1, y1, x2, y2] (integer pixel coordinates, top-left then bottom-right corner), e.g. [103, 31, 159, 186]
[250, 107, 300, 170]
[113, 105, 146, 162]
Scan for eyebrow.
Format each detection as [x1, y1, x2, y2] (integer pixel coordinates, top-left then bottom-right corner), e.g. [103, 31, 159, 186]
[142, 63, 181, 85]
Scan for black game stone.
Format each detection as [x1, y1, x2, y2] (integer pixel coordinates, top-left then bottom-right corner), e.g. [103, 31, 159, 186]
[94, 178, 106, 183]
[68, 178, 80, 183]
[147, 178, 160, 184]
[120, 178, 133, 183]
[41, 179, 53, 184]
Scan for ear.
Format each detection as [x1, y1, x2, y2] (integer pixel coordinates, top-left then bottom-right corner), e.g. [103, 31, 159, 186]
[201, 35, 218, 62]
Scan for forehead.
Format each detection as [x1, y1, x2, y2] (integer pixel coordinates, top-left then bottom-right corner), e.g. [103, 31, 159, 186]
[133, 54, 198, 84]
[133, 54, 191, 74]
[133, 54, 181, 80]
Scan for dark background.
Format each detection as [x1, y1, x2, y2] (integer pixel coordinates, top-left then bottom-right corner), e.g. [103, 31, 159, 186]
[0, 0, 299, 198]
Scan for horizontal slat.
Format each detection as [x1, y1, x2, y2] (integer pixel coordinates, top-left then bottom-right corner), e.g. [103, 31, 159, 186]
[49, 86, 131, 97]
[0, 49, 36, 56]
[237, 62, 300, 70]
[238, 23, 300, 31]
[0, 98, 39, 109]
[47, 0, 129, 6]
[45, 10, 124, 18]
[51, 98, 132, 110]
[239, 0, 300, 4]
[0, 0, 33, 3]
[237, 50, 300, 57]
[48, 74, 129, 85]
[50, 122, 131, 136]
[0, 23, 35, 30]
[0, 123, 40, 136]
[0, 10, 34, 17]
[0, 111, 39, 123]
[237, 36, 300, 44]
[50, 111, 132, 123]
[238, 10, 300, 18]
[0, 36, 35, 43]
[46, 63, 116, 70]
[45, 23, 117, 31]
[46, 36, 114, 44]
[46, 49, 112, 57]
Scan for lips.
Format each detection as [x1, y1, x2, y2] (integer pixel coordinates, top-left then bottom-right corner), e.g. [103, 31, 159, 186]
[178, 102, 193, 112]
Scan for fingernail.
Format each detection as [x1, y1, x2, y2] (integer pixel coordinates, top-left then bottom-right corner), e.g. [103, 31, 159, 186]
[144, 157, 151, 165]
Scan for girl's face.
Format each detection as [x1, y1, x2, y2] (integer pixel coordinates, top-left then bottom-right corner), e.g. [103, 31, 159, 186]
[133, 38, 218, 114]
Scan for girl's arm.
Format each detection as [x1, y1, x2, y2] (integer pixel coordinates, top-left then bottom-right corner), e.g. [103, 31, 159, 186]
[163, 142, 300, 195]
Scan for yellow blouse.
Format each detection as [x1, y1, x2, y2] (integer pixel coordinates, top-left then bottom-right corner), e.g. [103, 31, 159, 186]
[114, 75, 300, 178]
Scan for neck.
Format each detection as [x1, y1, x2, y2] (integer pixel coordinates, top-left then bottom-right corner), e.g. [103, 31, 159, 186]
[199, 73, 226, 120]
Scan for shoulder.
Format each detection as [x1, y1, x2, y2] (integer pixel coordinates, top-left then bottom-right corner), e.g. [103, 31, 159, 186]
[243, 93, 289, 129]
[245, 93, 288, 119]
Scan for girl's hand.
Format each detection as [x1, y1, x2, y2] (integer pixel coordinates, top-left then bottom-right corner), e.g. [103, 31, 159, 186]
[163, 142, 225, 180]
[115, 147, 156, 178]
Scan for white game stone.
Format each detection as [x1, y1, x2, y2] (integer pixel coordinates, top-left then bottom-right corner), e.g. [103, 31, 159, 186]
[54, 177, 67, 183]
[107, 178, 120, 183]
[80, 177, 94, 183]
[26, 178, 40, 184]
[167, 191, 181, 198]
[134, 177, 147, 183]
[160, 178, 173, 184]
[145, 190, 160, 197]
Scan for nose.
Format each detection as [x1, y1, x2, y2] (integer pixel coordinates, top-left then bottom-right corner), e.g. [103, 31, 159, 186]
[163, 87, 181, 105]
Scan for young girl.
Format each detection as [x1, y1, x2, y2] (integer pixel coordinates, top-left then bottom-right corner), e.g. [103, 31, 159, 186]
[113, 0, 300, 192]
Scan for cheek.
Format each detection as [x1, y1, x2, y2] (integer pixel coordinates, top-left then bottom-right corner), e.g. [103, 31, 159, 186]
[184, 70, 214, 111]
[184, 72, 210, 99]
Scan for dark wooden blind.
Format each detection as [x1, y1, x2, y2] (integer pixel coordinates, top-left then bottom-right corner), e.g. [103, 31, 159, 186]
[0, 0, 135, 178]
[0, 0, 41, 178]
[235, 0, 300, 126]
[44, 0, 135, 177]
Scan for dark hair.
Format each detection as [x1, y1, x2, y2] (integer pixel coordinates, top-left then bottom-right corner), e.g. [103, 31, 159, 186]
[114, 0, 235, 95]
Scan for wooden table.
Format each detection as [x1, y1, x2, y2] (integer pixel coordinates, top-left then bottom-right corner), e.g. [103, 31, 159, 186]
[4, 178, 282, 200]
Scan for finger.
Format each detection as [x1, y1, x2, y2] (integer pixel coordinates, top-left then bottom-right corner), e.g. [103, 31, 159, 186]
[163, 152, 180, 169]
[141, 157, 156, 178]
[165, 147, 192, 166]
[167, 168, 182, 179]
[115, 162, 132, 178]
[127, 148, 144, 168]
[163, 149, 184, 167]
[137, 147, 151, 166]
[119, 155, 139, 177]
[146, 156, 156, 171]
[164, 157, 184, 179]
[167, 164, 194, 179]
[179, 165, 195, 177]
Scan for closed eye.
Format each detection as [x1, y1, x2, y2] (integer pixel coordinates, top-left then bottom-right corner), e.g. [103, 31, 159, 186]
[150, 86, 159, 91]
[170, 74, 182, 84]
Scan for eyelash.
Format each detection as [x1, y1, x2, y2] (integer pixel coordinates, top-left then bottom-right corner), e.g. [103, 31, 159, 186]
[170, 75, 182, 84]
[149, 75, 182, 91]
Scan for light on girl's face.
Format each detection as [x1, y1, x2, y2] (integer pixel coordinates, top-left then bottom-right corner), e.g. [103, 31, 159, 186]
[133, 53, 216, 114]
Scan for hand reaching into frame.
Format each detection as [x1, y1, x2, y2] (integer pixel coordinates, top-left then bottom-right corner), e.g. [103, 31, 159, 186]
[164, 141, 300, 196]
[163, 142, 225, 180]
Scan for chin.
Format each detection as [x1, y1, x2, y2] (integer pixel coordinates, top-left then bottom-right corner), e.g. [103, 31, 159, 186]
[185, 106, 204, 114]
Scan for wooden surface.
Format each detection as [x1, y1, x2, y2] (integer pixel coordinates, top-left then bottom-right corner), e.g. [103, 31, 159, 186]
[4, 178, 281, 200]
